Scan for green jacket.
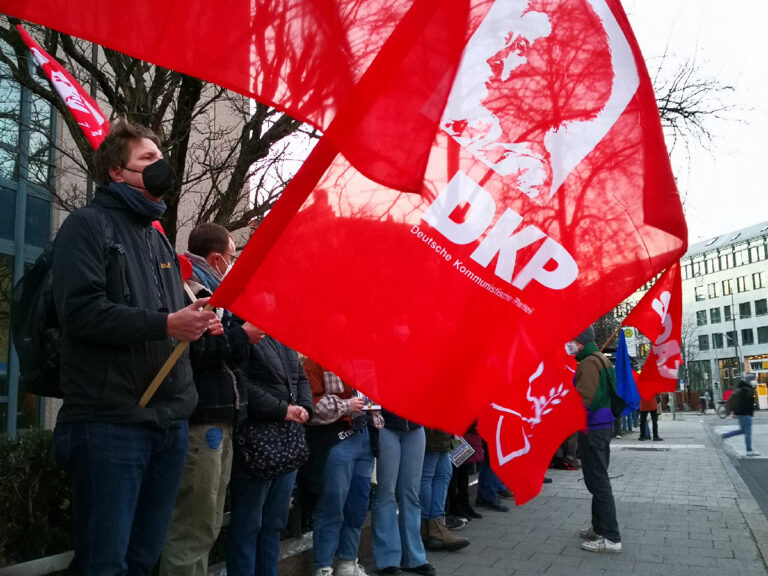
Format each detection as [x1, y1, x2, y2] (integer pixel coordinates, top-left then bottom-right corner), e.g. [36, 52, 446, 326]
[574, 342, 616, 430]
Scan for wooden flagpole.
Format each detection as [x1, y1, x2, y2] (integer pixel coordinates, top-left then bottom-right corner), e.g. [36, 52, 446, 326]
[599, 325, 622, 353]
[139, 303, 212, 407]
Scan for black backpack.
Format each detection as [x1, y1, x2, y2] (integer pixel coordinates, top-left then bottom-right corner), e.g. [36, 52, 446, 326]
[11, 209, 116, 398]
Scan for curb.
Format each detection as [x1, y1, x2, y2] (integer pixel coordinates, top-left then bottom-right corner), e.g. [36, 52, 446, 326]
[704, 419, 768, 570]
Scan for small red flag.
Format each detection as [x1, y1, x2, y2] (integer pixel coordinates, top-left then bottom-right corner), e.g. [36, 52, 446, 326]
[4, 1, 469, 191]
[623, 262, 683, 399]
[16, 25, 109, 150]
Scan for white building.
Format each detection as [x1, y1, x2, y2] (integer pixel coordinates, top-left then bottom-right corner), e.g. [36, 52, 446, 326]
[681, 221, 768, 397]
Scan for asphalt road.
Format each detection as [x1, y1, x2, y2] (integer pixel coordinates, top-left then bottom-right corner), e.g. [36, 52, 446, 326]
[707, 411, 768, 519]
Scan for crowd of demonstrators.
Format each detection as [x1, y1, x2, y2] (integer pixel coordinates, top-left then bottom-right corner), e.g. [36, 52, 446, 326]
[568, 325, 622, 554]
[50, 117, 603, 576]
[721, 374, 760, 457]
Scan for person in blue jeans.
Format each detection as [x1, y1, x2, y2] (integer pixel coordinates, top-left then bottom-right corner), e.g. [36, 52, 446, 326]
[227, 336, 314, 576]
[372, 411, 436, 576]
[475, 439, 509, 512]
[51, 119, 215, 575]
[721, 375, 760, 457]
[303, 359, 383, 576]
[420, 429, 470, 551]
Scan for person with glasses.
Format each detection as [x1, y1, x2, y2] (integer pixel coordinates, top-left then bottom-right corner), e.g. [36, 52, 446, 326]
[161, 223, 263, 576]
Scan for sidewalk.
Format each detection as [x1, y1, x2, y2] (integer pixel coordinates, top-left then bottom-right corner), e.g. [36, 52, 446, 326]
[356, 415, 768, 576]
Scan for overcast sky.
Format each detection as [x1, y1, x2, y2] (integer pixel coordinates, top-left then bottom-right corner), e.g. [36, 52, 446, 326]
[624, 0, 768, 243]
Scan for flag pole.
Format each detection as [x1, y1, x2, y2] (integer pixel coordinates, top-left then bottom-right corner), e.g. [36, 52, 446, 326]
[600, 325, 622, 352]
[139, 303, 213, 407]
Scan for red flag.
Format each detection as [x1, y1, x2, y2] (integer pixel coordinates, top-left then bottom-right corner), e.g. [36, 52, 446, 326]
[15, 25, 108, 150]
[212, 0, 687, 434]
[477, 347, 585, 505]
[2, 0, 469, 191]
[622, 262, 683, 399]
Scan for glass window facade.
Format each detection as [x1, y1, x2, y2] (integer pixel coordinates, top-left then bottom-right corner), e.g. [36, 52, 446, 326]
[0, 41, 54, 437]
[739, 302, 752, 319]
[698, 334, 710, 351]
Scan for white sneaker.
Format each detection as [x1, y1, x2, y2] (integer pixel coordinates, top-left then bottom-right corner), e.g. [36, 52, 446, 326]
[581, 536, 622, 553]
[745, 450, 761, 457]
[336, 559, 369, 576]
[315, 568, 334, 576]
[578, 526, 598, 540]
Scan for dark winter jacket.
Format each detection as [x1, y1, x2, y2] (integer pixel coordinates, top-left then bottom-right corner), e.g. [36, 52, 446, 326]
[52, 188, 195, 428]
[381, 409, 422, 432]
[730, 382, 755, 416]
[425, 428, 452, 452]
[185, 281, 250, 425]
[243, 336, 313, 423]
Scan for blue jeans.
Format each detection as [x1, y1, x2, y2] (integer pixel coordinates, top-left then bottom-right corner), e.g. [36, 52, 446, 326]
[578, 428, 620, 543]
[420, 451, 452, 519]
[722, 415, 753, 452]
[476, 457, 503, 505]
[226, 470, 298, 576]
[313, 428, 375, 567]
[53, 420, 189, 576]
[372, 427, 427, 570]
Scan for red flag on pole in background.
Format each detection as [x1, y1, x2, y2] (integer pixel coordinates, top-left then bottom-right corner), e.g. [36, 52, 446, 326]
[211, 0, 687, 436]
[622, 262, 683, 399]
[15, 25, 108, 150]
[477, 346, 585, 505]
[2, 0, 470, 192]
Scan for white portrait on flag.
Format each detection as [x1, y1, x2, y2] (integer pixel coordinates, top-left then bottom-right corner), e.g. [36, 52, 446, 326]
[441, 0, 639, 202]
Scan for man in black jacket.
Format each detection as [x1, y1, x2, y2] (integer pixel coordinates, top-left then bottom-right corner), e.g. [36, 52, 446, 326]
[51, 119, 216, 576]
[161, 223, 264, 576]
[721, 374, 760, 457]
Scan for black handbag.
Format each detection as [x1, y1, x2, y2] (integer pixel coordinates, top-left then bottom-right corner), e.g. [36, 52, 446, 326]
[234, 419, 309, 481]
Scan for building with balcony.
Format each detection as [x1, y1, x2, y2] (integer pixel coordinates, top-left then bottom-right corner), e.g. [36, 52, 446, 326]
[681, 221, 768, 397]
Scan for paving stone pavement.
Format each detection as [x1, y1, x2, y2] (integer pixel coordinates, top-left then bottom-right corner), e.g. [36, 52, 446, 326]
[359, 415, 768, 576]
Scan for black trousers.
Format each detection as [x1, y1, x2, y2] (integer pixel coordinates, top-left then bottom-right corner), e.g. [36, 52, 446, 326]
[639, 410, 659, 439]
[578, 428, 620, 542]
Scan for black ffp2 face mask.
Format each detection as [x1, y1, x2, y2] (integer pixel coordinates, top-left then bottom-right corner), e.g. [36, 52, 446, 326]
[123, 158, 174, 198]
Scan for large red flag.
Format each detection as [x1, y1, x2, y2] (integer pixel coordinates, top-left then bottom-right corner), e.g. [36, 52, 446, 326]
[212, 0, 688, 434]
[477, 346, 585, 505]
[622, 262, 683, 399]
[1, 0, 469, 191]
[16, 25, 108, 149]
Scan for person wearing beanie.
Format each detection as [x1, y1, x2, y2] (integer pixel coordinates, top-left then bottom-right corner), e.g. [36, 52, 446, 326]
[566, 325, 622, 554]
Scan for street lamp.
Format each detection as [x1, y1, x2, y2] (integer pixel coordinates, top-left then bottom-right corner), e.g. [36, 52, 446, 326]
[730, 292, 743, 377]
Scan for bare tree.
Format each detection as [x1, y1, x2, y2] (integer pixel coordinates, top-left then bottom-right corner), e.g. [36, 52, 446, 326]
[0, 18, 317, 246]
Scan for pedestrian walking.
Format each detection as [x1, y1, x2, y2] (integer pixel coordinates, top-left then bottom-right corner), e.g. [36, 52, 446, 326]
[721, 375, 760, 457]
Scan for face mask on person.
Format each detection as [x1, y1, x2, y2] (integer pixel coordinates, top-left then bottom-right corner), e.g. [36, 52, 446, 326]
[122, 158, 174, 198]
[220, 260, 233, 279]
[565, 341, 580, 355]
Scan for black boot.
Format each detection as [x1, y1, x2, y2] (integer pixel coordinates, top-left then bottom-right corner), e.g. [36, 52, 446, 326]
[460, 502, 482, 519]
